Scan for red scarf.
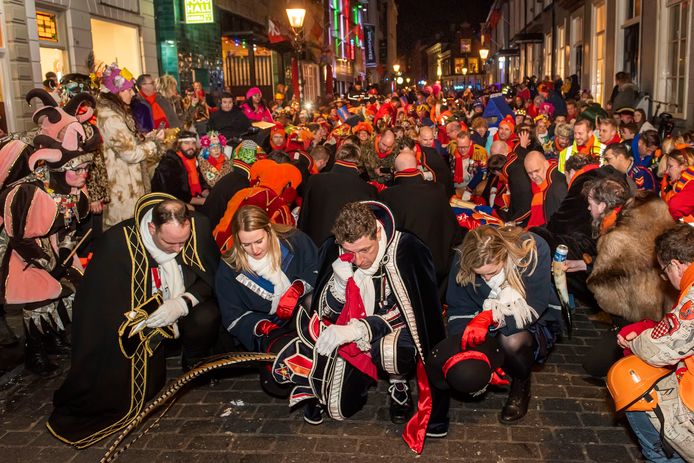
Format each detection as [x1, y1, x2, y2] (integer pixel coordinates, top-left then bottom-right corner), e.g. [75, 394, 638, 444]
[454, 143, 474, 184]
[493, 131, 518, 153]
[374, 135, 394, 159]
[577, 135, 598, 155]
[176, 151, 202, 197]
[143, 93, 169, 129]
[207, 153, 225, 171]
[527, 179, 548, 228]
[604, 133, 622, 145]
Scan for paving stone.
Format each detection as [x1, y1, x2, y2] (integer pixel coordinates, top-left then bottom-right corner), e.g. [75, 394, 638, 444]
[585, 444, 635, 462]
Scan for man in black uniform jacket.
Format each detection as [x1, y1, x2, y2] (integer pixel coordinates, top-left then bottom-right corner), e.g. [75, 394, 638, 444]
[48, 194, 220, 448]
[379, 149, 462, 286]
[200, 159, 252, 229]
[298, 143, 377, 245]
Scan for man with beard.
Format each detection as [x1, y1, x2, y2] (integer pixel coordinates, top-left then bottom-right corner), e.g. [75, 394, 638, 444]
[151, 131, 209, 207]
[0, 140, 92, 377]
[558, 118, 605, 172]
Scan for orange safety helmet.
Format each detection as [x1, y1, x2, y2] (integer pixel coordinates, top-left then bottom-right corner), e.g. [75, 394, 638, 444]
[606, 355, 675, 412]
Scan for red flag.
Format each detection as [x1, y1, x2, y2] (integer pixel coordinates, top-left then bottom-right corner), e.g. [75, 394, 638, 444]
[268, 19, 287, 44]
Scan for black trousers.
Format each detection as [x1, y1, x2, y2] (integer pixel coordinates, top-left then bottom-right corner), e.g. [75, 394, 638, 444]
[177, 299, 221, 363]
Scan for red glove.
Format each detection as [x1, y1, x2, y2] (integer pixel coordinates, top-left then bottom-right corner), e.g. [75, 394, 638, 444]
[489, 367, 510, 387]
[276, 281, 305, 320]
[255, 320, 280, 336]
[618, 319, 658, 355]
[618, 319, 658, 340]
[461, 311, 495, 351]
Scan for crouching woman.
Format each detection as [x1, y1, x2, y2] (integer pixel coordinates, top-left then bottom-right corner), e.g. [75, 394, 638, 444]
[429, 225, 562, 423]
[215, 205, 318, 353]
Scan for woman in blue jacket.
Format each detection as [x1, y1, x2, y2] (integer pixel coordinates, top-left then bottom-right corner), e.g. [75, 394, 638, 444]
[430, 225, 561, 424]
[216, 205, 318, 353]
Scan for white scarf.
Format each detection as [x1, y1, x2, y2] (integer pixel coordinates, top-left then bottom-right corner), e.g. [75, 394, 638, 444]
[247, 246, 291, 315]
[351, 222, 388, 316]
[483, 268, 537, 329]
[140, 209, 186, 301]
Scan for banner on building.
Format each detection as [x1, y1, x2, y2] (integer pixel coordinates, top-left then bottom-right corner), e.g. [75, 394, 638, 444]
[268, 19, 287, 43]
[184, 0, 214, 24]
[364, 24, 376, 68]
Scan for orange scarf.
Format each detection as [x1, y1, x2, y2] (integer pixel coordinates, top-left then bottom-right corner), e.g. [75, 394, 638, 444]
[678, 263, 694, 301]
[176, 151, 202, 197]
[143, 93, 169, 129]
[600, 206, 622, 235]
[527, 179, 548, 228]
[676, 263, 694, 411]
[568, 163, 599, 189]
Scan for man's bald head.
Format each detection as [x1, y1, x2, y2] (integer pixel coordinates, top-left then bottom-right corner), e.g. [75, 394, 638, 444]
[418, 126, 435, 147]
[394, 152, 418, 172]
[378, 129, 396, 152]
[490, 140, 509, 156]
[524, 150, 550, 185]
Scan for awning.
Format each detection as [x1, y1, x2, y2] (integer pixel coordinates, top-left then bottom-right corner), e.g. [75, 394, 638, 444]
[511, 33, 543, 44]
[497, 47, 520, 56]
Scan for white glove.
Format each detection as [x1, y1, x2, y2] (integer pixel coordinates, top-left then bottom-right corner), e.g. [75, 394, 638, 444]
[483, 285, 536, 329]
[331, 257, 354, 295]
[315, 323, 361, 356]
[145, 297, 189, 328]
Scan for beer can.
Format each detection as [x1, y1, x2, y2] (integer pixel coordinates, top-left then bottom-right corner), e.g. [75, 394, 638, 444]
[553, 244, 569, 263]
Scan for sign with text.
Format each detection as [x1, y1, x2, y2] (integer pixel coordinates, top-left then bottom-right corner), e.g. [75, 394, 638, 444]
[185, 0, 214, 24]
[364, 24, 376, 67]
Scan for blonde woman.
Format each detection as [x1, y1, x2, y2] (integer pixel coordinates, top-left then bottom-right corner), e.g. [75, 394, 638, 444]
[430, 225, 561, 424]
[215, 205, 318, 353]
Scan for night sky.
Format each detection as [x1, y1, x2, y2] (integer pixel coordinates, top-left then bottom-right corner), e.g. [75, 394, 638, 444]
[396, 0, 494, 55]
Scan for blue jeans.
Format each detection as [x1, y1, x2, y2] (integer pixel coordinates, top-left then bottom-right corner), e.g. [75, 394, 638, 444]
[626, 411, 685, 463]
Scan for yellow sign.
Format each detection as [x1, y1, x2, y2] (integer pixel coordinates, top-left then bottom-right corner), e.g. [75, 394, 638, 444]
[184, 0, 214, 24]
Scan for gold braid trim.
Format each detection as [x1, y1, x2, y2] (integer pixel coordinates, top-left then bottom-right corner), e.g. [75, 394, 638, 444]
[100, 352, 276, 462]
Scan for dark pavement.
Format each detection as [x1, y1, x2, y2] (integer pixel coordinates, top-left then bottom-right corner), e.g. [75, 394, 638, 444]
[0, 307, 642, 462]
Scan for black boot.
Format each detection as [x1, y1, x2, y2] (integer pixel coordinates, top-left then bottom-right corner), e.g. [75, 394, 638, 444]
[24, 323, 60, 378]
[388, 381, 413, 424]
[499, 376, 531, 424]
[42, 320, 71, 356]
[0, 313, 18, 347]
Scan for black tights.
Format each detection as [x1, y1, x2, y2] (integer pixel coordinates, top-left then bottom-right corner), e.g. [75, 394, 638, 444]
[498, 331, 534, 380]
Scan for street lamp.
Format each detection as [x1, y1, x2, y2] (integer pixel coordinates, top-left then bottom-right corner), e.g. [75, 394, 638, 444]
[286, 3, 306, 53]
[393, 63, 400, 74]
[286, 2, 306, 104]
[479, 33, 489, 61]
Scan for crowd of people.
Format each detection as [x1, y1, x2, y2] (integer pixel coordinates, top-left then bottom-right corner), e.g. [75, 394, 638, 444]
[0, 65, 692, 460]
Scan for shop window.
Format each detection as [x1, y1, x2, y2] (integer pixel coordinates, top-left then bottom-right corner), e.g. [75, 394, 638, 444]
[592, 1, 606, 104]
[544, 32, 552, 79]
[556, 23, 566, 79]
[657, 0, 690, 116]
[37, 10, 68, 81]
[90, 18, 142, 77]
[617, 0, 641, 83]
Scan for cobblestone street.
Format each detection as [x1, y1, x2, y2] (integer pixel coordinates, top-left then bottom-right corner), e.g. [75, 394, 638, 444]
[0, 308, 642, 462]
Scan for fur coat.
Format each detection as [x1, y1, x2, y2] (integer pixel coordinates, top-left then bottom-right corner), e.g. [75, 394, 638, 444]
[96, 98, 159, 229]
[587, 192, 677, 322]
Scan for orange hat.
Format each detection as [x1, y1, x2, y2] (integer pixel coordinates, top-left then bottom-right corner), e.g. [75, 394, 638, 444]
[499, 115, 515, 130]
[270, 123, 285, 138]
[352, 121, 373, 135]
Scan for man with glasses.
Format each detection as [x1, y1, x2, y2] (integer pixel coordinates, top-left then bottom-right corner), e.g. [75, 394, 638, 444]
[0, 145, 93, 377]
[134, 74, 181, 130]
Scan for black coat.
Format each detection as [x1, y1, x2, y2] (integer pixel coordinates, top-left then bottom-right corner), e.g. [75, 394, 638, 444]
[298, 161, 377, 246]
[151, 150, 203, 203]
[379, 173, 462, 283]
[422, 146, 454, 199]
[541, 164, 568, 225]
[201, 167, 251, 229]
[48, 201, 219, 446]
[502, 148, 532, 222]
[207, 107, 251, 141]
[531, 165, 625, 260]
